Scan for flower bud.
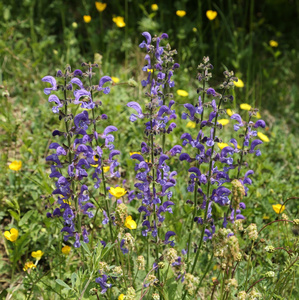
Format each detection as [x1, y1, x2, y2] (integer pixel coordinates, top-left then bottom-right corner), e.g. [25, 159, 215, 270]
[265, 245, 275, 253]
[246, 223, 258, 240]
[137, 255, 145, 270]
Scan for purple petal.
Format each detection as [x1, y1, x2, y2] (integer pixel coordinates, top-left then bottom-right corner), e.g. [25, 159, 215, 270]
[127, 101, 143, 115]
[99, 76, 112, 87]
[103, 126, 118, 137]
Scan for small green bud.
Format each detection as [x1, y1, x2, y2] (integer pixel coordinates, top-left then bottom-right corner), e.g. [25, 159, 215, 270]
[128, 78, 138, 87]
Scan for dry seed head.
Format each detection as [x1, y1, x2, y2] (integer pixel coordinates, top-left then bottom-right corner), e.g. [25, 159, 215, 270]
[183, 273, 199, 295]
[98, 262, 109, 273]
[293, 219, 299, 225]
[231, 179, 245, 209]
[248, 288, 262, 299]
[137, 255, 145, 270]
[163, 248, 178, 264]
[237, 291, 247, 300]
[116, 203, 128, 222]
[281, 213, 288, 221]
[112, 266, 123, 277]
[246, 223, 258, 240]
[123, 233, 135, 250]
[126, 287, 136, 300]
[147, 274, 158, 286]
[152, 293, 160, 300]
[224, 278, 238, 292]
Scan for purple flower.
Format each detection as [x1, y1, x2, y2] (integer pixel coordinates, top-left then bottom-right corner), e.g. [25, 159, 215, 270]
[42, 76, 57, 95]
[127, 101, 144, 122]
[48, 95, 63, 113]
[97, 76, 112, 94]
[95, 274, 112, 294]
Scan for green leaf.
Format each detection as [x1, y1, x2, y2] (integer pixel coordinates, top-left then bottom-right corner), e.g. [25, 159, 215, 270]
[81, 242, 91, 256]
[8, 209, 20, 222]
[71, 272, 77, 288]
[19, 210, 34, 226]
[56, 279, 72, 290]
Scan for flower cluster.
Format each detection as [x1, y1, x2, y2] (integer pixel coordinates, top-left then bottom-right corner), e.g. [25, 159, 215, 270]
[42, 64, 120, 248]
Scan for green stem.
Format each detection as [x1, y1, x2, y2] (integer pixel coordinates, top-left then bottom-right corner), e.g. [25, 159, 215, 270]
[244, 241, 254, 290]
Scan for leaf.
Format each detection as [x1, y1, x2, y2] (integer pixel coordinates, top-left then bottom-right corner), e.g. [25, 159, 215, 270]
[19, 210, 34, 226]
[71, 272, 77, 288]
[81, 242, 91, 256]
[8, 209, 20, 222]
[55, 279, 72, 290]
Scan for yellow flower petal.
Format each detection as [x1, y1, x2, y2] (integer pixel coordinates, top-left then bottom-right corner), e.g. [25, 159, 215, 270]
[192, 27, 197, 32]
[23, 261, 36, 271]
[62, 245, 71, 255]
[95, 2, 107, 12]
[4, 228, 19, 242]
[176, 10, 186, 17]
[31, 250, 44, 260]
[151, 4, 158, 11]
[272, 204, 285, 214]
[147, 69, 154, 73]
[206, 10, 217, 20]
[177, 89, 189, 97]
[103, 166, 110, 173]
[257, 132, 270, 142]
[90, 155, 99, 167]
[118, 294, 125, 300]
[83, 15, 92, 23]
[217, 143, 229, 150]
[130, 152, 141, 156]
[112, 16, 126, 27]
[226, 109, 235, 117]
[111, 76, 120, 83]
[234, 79, 244, 88]
[9, 160, 22, 171]
[253, 111, 262, 118]
[109, 187, 127, 199]
[263, 215, 270, 220]
[124, 216, 137, 230]
[269, 40, 278, 47]
[186, 121, 196, 129]
[240, 103, 251, 110]
[218, 119, 229, 126]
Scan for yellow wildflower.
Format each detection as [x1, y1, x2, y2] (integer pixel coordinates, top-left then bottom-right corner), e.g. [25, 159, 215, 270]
[212, 276, 217, 282]
[147, 69, 154, 73]
[269, 40, 278, 47]
[130, 152, 141, 156]
[176, 10, 186, 17]
[272, 204, 285, 214]
[234, 79, 244, 88]
[226, 109, 235, 116]
[257, 132, 270, 142]
[253, 111, 262, 118]
[63, 199, 71, 205]
[240, 103, 251, 110]
[111, 76, 120, 83]
[23, 261, 36, 271]
[4, 228, 19, 242]
[177, 89, 189, 97]
[151, 4, 158, 11]
[9, 160, 22, 171]
[113, 16, 126, 28]
[124, 216, 137, 230]
[95, 2, 107, 12]
[31, 250, 44, 261]
[72, 22, 78, 29]
[263, 215, 270, 220]
[218, 119, 229, 126]
[103, 166, 110, 173]
[118, 294, 125, 300]
[109, 187, 127, 198]
[192, 27, 197, 32]
[217, 143, 229, 150]
[186, 121, 196, 129]
[213, 265, 218, 271]
[206, 10, 217, 20]
[83, 15, 92, 23]
[62, 245, 71, 255]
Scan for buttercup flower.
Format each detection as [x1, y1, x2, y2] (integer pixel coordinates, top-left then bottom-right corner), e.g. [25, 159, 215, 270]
[186, 121, 196, 129]
[151, 4, 158, 11]
[269, 40, 278, 47]
[62, 245, 71, 255]
[234, 79, 244, 88]
[129, 151, 141, 156]
[113, 16, 126, 28]
[124, 216, 137, 229]
[111, 76, 120, 83]
[9, 160, 22, 171]
[177, 89, 189, 97]
[226, 109, 235, 116]
[218, 119, 229, 126]
[176, 10, 186, 17]
[240, 103, 251, 110]
[118, 295, 124, 300]
[257, 132, 270, 142]
[109, 187, 127, 198]
[4, 228, 19, 242]
[103, 166, 110, 173]
[31, 250, 44, 260]
[206, 10, 217, 20]
[95, 2, 107, 12]
[23, 261, 36, 271]
[83, 15, 92, 23]
[272, 204, 285, 214]
[217, 143, 229, 150]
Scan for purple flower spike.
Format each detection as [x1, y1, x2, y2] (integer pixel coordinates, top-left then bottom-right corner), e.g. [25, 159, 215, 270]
[127, 101, 144, 122]
[142, 32, 151, 44]
[206, 88, 216, 96]
[188, 167, 201, 176]
[169, 145, 182, 156]
[42, 76, 57, 95]
[253, 119, 266, 128]
[48, 95, 63, 113]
